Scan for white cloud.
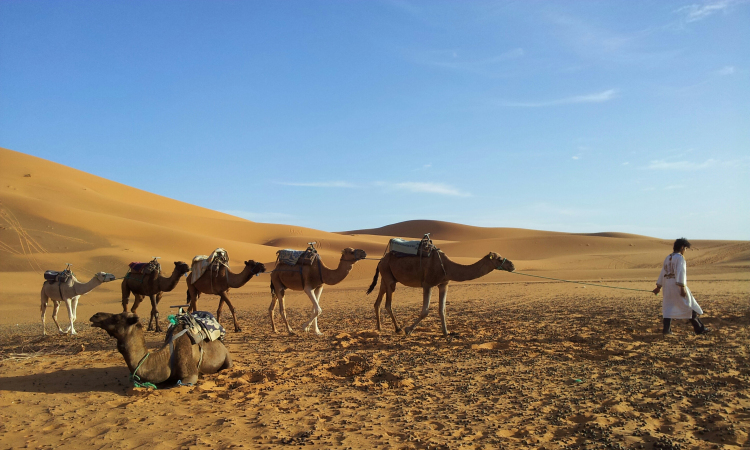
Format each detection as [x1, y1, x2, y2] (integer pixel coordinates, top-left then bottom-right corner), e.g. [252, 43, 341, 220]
[501, 89, 618, 107]
[276, 181, 357, 188]
[716, 65, 736, 75]
[676, 1, 734, 22]
[622, 162, 630, 166]
[390, 182, 471, 197]
[572, 156, 580, 160]
[221, 210, 295, 222]
[644, 159, 717, 170]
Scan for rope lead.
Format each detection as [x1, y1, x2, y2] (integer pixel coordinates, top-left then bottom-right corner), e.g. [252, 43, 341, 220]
[508, 271, 654, 293]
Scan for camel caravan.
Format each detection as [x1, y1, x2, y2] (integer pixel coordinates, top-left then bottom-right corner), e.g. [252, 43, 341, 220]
[39, 235, 514, 387]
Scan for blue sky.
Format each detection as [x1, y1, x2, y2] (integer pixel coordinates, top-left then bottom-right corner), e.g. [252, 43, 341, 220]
[1, 1, 748, 239]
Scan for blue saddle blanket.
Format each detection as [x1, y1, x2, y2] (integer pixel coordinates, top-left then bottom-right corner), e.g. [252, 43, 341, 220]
[276, 249, 305, 266]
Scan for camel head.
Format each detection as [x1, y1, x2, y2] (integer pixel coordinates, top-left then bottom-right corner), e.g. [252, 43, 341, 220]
[244, 260, 266, 274]
[341, 248, 367, 262]
[488, 253, 515, 272]
[95, 272, 117, 283]
[174, 261, 190, 275]
[90, 312, 141, 339]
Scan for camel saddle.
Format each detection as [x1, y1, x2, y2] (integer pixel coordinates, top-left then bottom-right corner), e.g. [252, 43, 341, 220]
[166, 311, 225, 344]
[190, 248, 229, 283]
[44, 269, 72, 284]
[128, 259, 161, 275]
[387, 234, 437, 258]
[276, 243, 318, 267]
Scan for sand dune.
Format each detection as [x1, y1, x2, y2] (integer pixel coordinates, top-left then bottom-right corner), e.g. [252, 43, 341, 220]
[1, 147, 748, 449]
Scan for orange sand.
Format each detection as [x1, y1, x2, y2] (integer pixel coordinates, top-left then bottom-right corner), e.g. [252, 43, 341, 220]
[1, 147, 748, 449]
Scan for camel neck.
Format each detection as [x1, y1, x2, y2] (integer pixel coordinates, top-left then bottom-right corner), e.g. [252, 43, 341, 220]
[160, 268, 184, 291]
[320, 258, 357, 286]
[226, 264, 257, 288]
[73, 276, 103, 295]
[443, 256, 495, 282]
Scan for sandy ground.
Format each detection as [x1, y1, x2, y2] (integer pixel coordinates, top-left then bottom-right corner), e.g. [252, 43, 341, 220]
[1, 277, 748, 450]
[1, 147, 749, 449]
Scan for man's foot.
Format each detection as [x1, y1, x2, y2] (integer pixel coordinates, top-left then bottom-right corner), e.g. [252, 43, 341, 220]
[696, 327, 711, 335]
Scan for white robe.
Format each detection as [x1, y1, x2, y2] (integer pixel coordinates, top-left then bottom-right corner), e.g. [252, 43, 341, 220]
[656, 253, 703, 319]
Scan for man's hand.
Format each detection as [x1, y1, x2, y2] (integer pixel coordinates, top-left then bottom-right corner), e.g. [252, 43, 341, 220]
[680, 286, 688, 297]
[653, 286, 661, 295]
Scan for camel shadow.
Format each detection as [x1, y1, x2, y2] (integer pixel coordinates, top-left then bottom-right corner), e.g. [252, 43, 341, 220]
[0, 366, 131, 394]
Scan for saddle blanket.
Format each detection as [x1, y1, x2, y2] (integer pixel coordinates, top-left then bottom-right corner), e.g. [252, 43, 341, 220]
[191, 248, 229, 283]
[276, 249, 305, 266]
[387, 238, 422, 255]
[166, 311, 225, 344]
[44, 270, 72, 284]
[128, 261, 160, 274]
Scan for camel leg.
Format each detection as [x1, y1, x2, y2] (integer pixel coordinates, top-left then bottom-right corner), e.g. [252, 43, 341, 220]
[269, 286, 279, 333]
[187, 284, 199, 313]
[374, 283, 385, 332]
[302, 287, 323, 335]
[437, 283, 453, 337]
[51, 301, 63, 333]
[384, 281, 402, 333]
[218, 292, 242, 332]
[40, 292, 49, 336]
[309, 286, 323, 335]
[404, 286, 432, 336]
[121, 281, 131, 312]
[131, 294, 144, 314]
[64, 297, 77, 335]
[277, 288, 295, 335]
[147, 294, 162, 332]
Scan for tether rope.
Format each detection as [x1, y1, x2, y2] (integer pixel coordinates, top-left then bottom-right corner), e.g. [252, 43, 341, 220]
[507, 271, 654, 293]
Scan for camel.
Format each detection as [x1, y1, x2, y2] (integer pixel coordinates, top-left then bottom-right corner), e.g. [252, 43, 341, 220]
[186, 260, 266, 332]
[90, 312, 232, 386]
[40, 271, 116, 335]
[367, 251, 515, 336]
[121, 261, 191, 332]
[269, 248, 367, 335]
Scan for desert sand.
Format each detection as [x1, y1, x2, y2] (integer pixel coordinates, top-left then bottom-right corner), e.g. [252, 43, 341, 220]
[1, 146, 748, 449]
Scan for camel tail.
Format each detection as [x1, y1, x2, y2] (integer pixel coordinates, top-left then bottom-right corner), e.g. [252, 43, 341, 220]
[270, 282, 276, 298]
[366, 267, 380, 295]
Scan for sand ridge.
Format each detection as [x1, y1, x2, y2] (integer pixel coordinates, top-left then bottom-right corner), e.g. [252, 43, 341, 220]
[1, 147, 749, 448]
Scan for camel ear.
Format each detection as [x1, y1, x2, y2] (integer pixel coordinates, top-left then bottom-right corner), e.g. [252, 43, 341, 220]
[488, 253, 495, 260]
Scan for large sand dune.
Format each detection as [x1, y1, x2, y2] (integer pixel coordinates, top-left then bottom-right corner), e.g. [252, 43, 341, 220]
[1, 147, 748, 449]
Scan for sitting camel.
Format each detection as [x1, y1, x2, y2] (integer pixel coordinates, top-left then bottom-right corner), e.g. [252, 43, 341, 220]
[269, 248, 367, 335]
[90, 312, 231, 386]
[40, 271, 116, 335]
[186, 260, 266, 332]
[122, 261, 191, 332]
[367, 251, 515, 336]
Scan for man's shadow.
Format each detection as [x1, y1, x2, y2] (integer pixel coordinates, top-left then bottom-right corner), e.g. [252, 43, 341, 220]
[0, 366, 131, 395]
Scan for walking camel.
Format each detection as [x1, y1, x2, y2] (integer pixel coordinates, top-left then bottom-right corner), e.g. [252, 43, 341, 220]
[90, 311, 232, 386]
[186, 260, 266, 332]
[41, 271, 116, 335]
[121, 261, 191, 332]
[367, 251, 515, 336]
[269, 247, 367, 335]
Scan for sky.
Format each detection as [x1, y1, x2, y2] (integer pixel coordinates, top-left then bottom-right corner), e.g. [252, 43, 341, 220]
[1, 0, 748, 240]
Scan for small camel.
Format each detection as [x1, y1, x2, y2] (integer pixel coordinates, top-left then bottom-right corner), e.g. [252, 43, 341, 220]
[186, 260, 266, 332]
[269, 248, 367, 335]
[90, 312, 232, 386]
[122, 261, 191, 332]
[41, 271, 116, 335]
[367, 251, 515, 336]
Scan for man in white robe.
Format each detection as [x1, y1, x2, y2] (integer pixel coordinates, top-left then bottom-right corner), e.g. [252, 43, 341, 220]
[653, 238, 708, 335]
